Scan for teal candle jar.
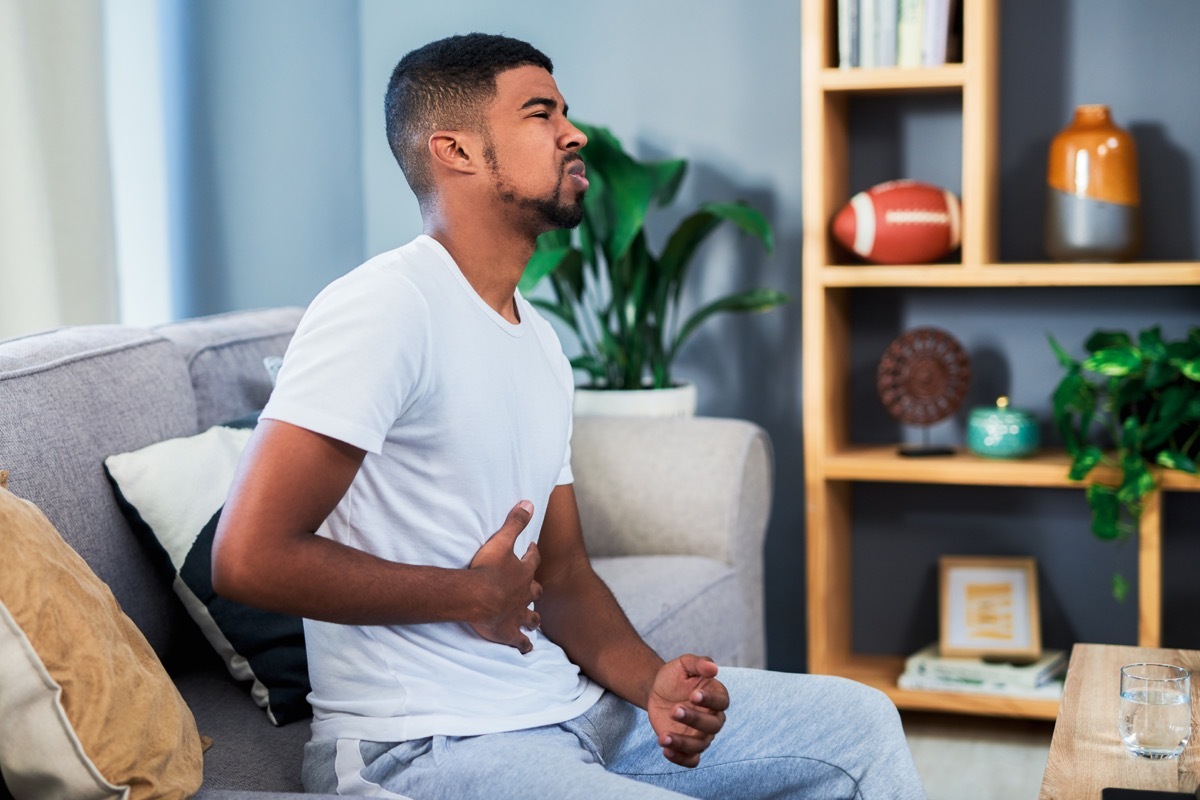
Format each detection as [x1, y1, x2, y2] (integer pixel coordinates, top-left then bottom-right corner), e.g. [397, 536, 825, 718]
[967, 397, 1041, 458]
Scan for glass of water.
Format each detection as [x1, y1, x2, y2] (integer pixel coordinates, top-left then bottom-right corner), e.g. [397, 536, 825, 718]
[1118, 662, 1192, 759]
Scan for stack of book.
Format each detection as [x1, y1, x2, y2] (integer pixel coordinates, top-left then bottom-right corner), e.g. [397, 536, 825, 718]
[898, 643, 1067, 699]
[837, 0, 961, 69]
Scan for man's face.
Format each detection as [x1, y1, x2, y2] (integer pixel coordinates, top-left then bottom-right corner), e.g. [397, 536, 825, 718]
[482, 65, 589, 231]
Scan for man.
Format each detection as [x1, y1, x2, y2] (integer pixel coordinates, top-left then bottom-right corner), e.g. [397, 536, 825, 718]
[213, 33, 926, 799]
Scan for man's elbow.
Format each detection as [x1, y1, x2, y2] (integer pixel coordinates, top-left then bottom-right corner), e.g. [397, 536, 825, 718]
[210, 525, 255, 603]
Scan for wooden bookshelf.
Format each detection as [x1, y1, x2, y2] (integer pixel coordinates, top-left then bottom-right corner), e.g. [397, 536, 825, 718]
[800, 0, 1200, 720]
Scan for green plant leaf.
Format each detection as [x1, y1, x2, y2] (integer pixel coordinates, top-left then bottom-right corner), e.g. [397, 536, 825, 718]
[1047, 334, 1078, 369]
[1050, 370, 1094, 454]
[1085, 330, 1133, 353]
[569, 353, 607, 383]
[645, 157, 687, 207]
[1176, 358, 1200, 382]
[1068, 445, 1103, 480]
[550, 250, 586, 306]
[671, 289, 790, 360]
[1138, 326, 1167, 361]
[698, 201, 775, 254]
[1157, 450, 1199, 473]
[575, 122, 686, 266]
[659, 202, 775, 289]
[1084, 346, 1143, 376]
[1118, 414, 1143, 453]
[1112, 376, 1147, 416]
[1144, 385, 1191, 449]
[1117, 456, 1155, 507]
[518, 245, 574, 293]
[1145, 360, 1180, 391]
[1112, 573, 1130, 603]
[1086, 484, 1121, 540]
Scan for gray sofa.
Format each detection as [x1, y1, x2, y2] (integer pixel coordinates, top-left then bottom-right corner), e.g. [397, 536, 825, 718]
[0, 307, 773, 798]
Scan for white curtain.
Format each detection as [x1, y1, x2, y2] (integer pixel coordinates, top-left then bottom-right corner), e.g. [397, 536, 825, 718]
[0, 0, 118, 339]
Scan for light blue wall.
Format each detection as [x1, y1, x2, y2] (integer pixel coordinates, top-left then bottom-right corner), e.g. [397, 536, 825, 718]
[169, 0, 364, 317]
[179, 0, 1200, 672]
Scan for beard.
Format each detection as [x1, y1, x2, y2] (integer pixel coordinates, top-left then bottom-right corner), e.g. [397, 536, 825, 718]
[519, 187, 585, 230]
[486, 145, 585, 230]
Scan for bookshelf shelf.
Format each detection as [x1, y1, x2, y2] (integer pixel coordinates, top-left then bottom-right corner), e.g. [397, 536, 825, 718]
[820, 65, 965, 93]
[823, 447, 1200, 492]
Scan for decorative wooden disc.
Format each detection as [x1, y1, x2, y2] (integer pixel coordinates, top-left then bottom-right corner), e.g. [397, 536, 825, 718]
[876, 327, 971, 426]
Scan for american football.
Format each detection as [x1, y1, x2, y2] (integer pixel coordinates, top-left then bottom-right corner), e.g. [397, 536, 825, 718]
[831, 180, 961, 264]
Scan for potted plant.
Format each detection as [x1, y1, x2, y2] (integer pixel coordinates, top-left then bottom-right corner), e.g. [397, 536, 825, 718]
[518, 122, 788, 416]
[1049, 325, 1200, 599]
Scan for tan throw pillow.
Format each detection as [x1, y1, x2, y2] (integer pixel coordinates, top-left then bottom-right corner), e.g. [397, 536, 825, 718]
[0, 483, 203, 800]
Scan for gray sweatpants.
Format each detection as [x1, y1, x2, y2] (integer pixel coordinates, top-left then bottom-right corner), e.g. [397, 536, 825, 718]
[301, 667, 927, 799]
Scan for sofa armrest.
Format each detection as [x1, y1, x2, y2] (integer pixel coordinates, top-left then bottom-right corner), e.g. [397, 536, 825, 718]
[570, 416, 773, 667]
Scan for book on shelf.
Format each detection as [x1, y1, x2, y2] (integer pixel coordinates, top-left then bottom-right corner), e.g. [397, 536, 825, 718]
[876, 0, 898, 67]
[836, 0, 959, 70]
[896, 0, 924, 67]
[838, 0, 859, 68]
[902, 642, 1068, 690]
[858, 0, 877, 68]
[897, 672, 1065, 700]
[921, 0, 962, 66]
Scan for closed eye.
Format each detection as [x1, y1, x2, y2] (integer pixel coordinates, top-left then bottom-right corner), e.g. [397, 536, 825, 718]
[521, 97, 561, 120]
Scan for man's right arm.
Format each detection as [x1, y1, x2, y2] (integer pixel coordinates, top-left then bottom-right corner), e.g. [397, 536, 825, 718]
[211, 419, 541, 651]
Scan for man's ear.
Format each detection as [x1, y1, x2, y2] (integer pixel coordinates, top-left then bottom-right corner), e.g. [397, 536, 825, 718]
[428, 130, 484, 176]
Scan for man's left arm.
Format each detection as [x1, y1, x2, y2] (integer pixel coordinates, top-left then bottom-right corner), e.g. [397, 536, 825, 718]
[536, 483, 730, 767]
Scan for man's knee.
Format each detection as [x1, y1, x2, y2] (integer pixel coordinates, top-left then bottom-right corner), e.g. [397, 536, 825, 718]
[837, 678, 904, 730]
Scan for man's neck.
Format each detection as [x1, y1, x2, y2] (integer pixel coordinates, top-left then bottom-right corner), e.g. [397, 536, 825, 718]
[424, 220, 537, 324]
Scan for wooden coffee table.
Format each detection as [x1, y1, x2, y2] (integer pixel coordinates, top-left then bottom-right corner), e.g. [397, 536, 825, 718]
[1040, 644, 1200, 798]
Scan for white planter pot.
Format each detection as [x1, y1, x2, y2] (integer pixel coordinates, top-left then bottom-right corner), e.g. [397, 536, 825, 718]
[572, 383, 697, 418]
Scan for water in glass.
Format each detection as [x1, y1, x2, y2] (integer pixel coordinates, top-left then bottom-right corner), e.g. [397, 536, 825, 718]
[1118, 663, 1191, 759]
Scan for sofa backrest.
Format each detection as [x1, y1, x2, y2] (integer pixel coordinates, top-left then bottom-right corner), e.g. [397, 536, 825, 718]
[0, 308, 305, 664]
[0, 325, 200, 658]
[154, 307, 303, 430]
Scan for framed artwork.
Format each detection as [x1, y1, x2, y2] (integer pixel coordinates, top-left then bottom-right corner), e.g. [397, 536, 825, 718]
[939, 556, 1041, 661]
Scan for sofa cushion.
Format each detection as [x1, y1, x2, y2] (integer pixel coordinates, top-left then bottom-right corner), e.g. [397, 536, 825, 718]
[175, 656, 312, 794]
[0, 325, 201, 659]
[592, 555, 743, 667]
[0, 481, 204, 799]
[104, 414, 311, 726]
[155, 308, 303, 430]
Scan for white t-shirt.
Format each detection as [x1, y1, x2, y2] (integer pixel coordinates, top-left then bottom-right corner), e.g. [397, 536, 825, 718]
[261, 235, 603, 744]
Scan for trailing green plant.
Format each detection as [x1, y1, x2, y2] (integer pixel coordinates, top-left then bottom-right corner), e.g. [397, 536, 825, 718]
[1049, 326, 1200, 600]
[518, 122, 788, 390]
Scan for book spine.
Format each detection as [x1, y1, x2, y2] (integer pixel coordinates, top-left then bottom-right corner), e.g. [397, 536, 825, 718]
[922, 0, 951, 66]
[860, 0, 877, 68]
[838, 0, 853, 68]
[897, 0, 923, 67]
[877, 0, 898, 68]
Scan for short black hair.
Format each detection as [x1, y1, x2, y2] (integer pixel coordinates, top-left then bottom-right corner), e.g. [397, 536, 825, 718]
[384, 33, 554, 207]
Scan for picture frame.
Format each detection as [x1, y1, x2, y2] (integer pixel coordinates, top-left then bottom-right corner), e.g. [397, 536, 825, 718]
[939, 556, 1041, 662]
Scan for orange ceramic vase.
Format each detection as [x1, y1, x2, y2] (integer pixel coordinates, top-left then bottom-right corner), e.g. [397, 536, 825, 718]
[1045, 105, 1141, 261]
